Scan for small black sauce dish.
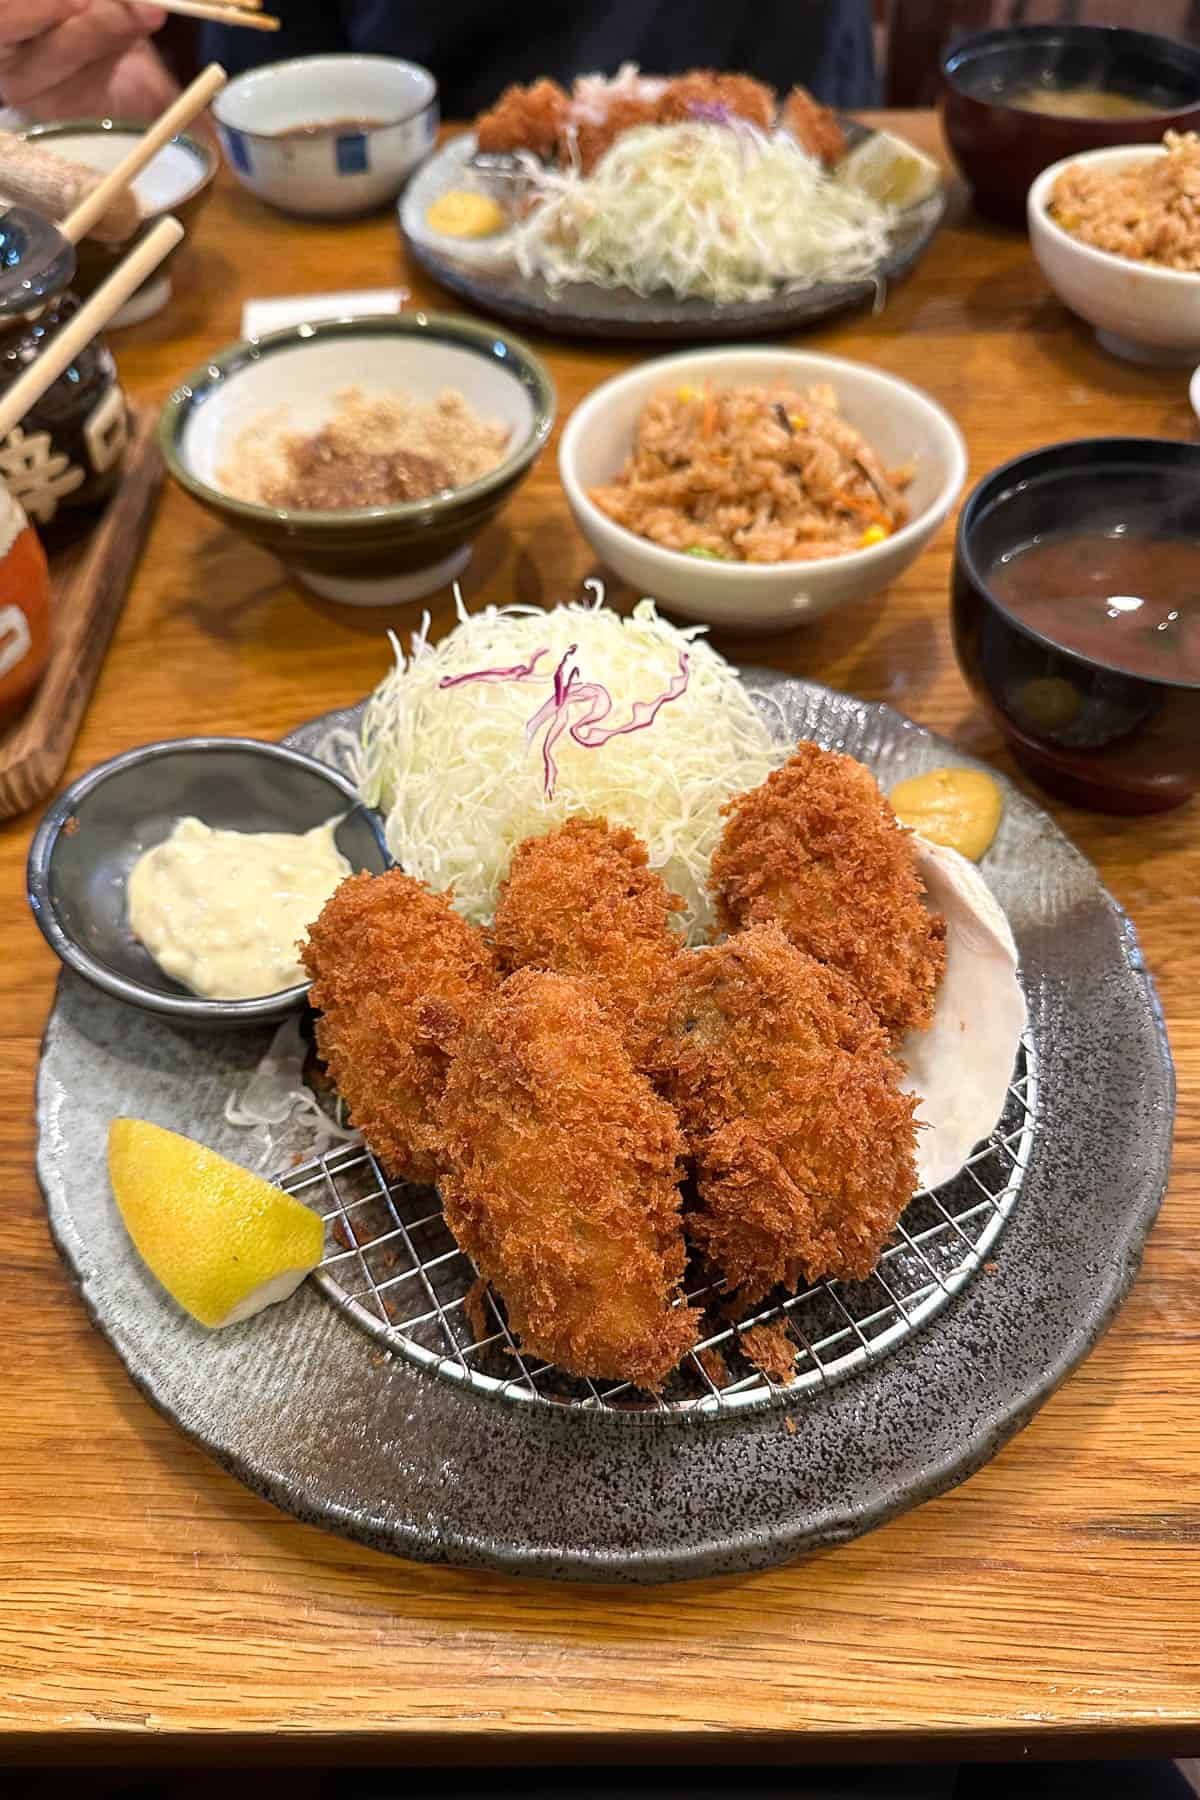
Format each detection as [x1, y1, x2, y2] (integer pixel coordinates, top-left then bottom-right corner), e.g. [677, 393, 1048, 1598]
[942, 24, 1200, 227]
[27, 737, 390, 1026]
[952, 438, 1200, 815]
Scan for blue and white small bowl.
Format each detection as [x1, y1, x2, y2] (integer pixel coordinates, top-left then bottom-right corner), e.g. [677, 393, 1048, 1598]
[213, 54, 438, 218]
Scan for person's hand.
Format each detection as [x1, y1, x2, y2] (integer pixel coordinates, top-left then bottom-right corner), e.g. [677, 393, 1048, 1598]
[0, 2, 176, 123]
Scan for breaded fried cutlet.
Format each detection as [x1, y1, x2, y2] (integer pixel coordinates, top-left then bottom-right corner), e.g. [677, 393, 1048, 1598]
[492, 816, 684, 1070]
[563, 95, 662, 172]
[710, 742, 947, 1042]
[301, 870, 499, 1185]
[780, 85, 848, 166]
[652, 923, 918, 1301]
[655, 71, 776, 132]
[439, 970, 699, 1388]
[476, 78, 571, 161]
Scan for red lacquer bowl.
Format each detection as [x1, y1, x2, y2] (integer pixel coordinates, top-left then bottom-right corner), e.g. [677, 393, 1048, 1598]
[941, 25, 1200, 229]
[951, 438, 1200, 815]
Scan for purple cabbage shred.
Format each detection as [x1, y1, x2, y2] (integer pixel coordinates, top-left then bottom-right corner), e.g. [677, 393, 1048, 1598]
[688, 101, 731, 124]
[440, 637, 692, 800]
[526, 647, 691, 798]
[438, 647, 548, 689]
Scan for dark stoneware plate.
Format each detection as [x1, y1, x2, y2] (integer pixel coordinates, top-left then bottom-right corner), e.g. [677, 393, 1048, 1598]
[399, 126, 947, 342]
[36, 673, 1173, 1582]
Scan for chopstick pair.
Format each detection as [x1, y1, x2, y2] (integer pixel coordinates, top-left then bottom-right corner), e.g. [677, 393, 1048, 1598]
[152, 0, 280, 30]
[0, 217, 185, 445]
[63, 63, 229, 242]
[0, 63, 236, 443]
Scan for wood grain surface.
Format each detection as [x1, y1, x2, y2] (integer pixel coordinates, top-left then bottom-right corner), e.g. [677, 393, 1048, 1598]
[0, 410, 162, 822]
[0, 115, 1196, 1765]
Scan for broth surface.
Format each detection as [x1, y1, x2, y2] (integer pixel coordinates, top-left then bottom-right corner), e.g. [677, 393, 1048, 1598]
[1006, 86, 1164, 119]
[987, 529, 1200, 682]
[272, 118, 386, 138]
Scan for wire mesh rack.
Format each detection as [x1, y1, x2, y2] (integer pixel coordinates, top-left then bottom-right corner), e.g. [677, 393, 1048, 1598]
[280, 1033, 1037, 1417]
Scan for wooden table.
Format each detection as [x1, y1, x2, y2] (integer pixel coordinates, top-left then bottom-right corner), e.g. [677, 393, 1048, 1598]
[1, 113, 1196, 1768]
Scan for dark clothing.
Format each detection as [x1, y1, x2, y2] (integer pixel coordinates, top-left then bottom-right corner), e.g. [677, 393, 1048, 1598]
[201, 1, 877, 116]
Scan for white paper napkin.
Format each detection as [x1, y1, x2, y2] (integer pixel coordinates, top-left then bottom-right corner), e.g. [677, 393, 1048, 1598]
[241, 288, 408, 339]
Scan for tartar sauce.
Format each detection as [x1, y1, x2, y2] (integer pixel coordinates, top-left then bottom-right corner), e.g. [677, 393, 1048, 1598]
[127, 815, 351, 1001]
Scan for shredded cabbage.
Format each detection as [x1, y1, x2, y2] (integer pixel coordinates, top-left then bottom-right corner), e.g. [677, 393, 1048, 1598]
[225, 1016, 361, 1169]
[513, 122, 895, 304]
[355, 589, 785, 944]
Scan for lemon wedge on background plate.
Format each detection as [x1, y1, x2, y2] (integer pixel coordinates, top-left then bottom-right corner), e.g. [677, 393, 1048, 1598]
[838, 132, 942, 210]
[108, 1119, 325, 1329]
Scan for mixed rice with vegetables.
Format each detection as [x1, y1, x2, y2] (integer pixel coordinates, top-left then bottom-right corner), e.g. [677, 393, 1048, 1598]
[589, 381, 912, 563]
[1049, 132, 1200, 273]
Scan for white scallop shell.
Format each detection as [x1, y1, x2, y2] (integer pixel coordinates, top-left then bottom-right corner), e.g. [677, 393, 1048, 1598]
[901, 836, 1028, 1193]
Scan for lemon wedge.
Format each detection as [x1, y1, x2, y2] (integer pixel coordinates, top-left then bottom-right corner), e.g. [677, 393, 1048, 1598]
[838, 131, 942, 210]
[108, 1119, 325, 1329]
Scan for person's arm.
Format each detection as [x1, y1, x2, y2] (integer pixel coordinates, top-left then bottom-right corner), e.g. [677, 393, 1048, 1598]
[0, 1, 177, 122]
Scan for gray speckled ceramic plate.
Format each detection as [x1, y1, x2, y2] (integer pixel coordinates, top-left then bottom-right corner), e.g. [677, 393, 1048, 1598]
[399, 127, 947, 341]
[35, 673, 1173, 1582]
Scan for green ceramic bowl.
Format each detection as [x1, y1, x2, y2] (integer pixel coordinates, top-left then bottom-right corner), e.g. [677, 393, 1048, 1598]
[22, 120, 215, 326]
[159, 313, 556, 605]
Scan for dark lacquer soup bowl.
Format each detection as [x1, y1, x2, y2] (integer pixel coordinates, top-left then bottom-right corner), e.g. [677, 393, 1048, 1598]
[952, 438, 1200, 814]
[942, 24, 1200, 227]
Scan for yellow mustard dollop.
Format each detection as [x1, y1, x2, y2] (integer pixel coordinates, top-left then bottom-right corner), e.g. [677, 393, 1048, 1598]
[425, 191, 507, 238]
[890, 766, 1003, 863]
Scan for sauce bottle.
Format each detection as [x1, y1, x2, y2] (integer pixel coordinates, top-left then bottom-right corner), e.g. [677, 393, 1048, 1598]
[0, 203, 129, 536]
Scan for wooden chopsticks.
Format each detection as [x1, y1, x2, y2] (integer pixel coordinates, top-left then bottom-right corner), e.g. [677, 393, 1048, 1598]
[63, 64, 229, 243]
[151, 0, 279, 31]
[0, 217, 186, 445]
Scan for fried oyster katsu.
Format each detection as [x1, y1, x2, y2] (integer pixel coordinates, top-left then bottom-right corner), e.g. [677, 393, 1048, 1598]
[476, 77, 570, 162]
[653, 71, 776, 133]
[653, 923, 919, 1302]
[779, 84, 847, 166]
[474, 71, 845, 175]
[439, 969, 699, 1388]
[302, 870, 498, 1185]
[492, 816, 684, 1070]
[568, 94, 662, 174]
[710, 742, 947, 1042]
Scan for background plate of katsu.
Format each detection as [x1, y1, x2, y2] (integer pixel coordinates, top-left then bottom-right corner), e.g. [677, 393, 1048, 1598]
[401, 121, 947, 342]
[35, 671, 1173, 1582]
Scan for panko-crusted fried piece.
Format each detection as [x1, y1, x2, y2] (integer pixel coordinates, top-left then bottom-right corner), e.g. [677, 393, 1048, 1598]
[656, 71, 776, 132]
[302, 870, 499, 1185]
[780, 85, 847, 167]
[711, 742, 947, 1042]
[653, 923, 918, 1300]
[563, 95, 662, 173]
[476, 78, 570, 161]
[439, 970, 698, 1388]
[740, 1321, 799, 1384]
[492, 816, 684, 1070]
